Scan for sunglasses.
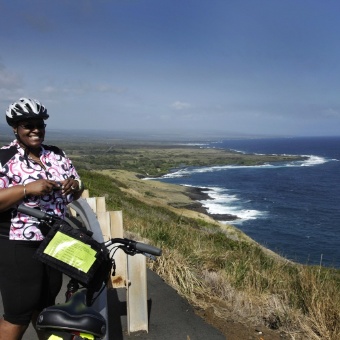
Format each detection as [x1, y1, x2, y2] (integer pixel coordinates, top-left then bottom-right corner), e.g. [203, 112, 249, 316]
[19, 122, 47, 130]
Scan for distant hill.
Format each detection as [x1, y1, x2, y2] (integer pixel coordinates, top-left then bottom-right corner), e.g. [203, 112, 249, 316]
[0, 123, 276, 145]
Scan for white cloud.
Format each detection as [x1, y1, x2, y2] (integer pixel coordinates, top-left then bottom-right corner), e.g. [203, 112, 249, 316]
[41, 82, 128, 96]
[42, 86, 58, 94]
[171, 101, 192, 110]
[94, 84, 128, 94]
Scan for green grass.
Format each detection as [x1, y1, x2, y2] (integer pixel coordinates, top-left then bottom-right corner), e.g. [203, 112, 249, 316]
[73, 144, 304, 176]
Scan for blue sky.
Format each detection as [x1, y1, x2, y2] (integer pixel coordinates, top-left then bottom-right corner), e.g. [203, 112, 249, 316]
[1, 0, 340, 137]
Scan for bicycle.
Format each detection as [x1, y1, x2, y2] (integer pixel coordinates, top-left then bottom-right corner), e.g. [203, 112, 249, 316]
[17, 205, 162, 340]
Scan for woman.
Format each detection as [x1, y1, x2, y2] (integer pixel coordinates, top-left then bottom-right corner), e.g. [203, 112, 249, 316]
[0, 98, 84, 339]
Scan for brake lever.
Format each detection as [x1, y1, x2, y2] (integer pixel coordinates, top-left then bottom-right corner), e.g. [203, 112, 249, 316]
[143, 253, 157, 261]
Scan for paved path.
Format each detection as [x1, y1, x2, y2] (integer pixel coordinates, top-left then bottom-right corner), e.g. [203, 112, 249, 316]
[1, 270, 225, 340]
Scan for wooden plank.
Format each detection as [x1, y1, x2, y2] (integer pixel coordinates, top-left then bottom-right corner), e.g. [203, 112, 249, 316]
[109, 211, 127, 288]
[96, 196, 106, 213]
[127, 254, 148, 333]
[109, 211, 123, 238]
[81, 189, 89, 198]
[96, 211, 111, 242]
[85, 197, 97, 213]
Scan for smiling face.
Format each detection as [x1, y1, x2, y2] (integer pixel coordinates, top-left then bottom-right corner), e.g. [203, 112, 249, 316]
[14, 119, 46, 149]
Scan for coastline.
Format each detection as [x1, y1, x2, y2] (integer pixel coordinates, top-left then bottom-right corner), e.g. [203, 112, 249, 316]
[181, 186, 239, 221]
[102, 169, 240, 224]
[102, 169, 293, 254]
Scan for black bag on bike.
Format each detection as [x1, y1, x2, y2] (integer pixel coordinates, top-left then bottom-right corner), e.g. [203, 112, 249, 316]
[33, 219, 111, 291]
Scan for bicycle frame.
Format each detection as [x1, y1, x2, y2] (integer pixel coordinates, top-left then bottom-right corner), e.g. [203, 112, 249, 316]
[17, 204, 161, 340]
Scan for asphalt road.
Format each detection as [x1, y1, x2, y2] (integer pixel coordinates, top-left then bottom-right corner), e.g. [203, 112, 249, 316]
[1, 270, 226, 340]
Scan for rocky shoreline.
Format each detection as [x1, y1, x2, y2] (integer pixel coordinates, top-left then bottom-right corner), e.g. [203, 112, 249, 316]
[137, 172, 239, 222]
[182, 186, 239, 221]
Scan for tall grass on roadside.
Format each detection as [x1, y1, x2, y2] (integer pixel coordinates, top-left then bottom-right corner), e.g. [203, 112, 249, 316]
[80, 170, 340, 340]
[295, 266, 340, 339]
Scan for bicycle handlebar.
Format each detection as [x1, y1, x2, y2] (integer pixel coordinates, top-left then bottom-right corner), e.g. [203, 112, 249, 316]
[105, 238, 162, 256]
[17, 204, 59, 222]
[17, 205, 162, 258]
[134, 240, 162, 256]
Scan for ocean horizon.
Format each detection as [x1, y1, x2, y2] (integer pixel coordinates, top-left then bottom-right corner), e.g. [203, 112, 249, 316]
[152, 136, 340, 268]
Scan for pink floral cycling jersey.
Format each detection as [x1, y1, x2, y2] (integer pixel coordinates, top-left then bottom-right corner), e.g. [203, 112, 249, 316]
[0, 140, 80, 241]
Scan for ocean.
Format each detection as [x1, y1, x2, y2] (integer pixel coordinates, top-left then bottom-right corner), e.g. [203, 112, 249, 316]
[153, 136, 340, 268]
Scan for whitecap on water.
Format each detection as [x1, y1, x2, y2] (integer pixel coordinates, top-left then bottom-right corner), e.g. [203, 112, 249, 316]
[196, 186, 267, 224]
[157, 155, 333, 180]
[300, 155, 328, 166]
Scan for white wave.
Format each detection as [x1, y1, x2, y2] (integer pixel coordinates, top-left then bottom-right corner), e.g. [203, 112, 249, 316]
[154, 154, 333, 180]
[162, 168, 194, 178]
[229, 148, 246, 154]
[144, 179, 266, 224]
[300, 155, 328, 166]
[176, 143, 209, 146]
[159, 164, 277, 179]
[192, 186, 267, 225]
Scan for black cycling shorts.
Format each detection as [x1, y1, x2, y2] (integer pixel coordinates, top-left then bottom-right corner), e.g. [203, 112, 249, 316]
[0, 238, 63, 325]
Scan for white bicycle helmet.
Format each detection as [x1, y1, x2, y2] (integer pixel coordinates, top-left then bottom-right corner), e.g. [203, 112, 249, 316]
[6, 97, 49, 126]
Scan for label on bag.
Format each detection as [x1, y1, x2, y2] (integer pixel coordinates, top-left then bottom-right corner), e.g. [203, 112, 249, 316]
[80, 333, 95, 339]
[43, 231, 97, 273]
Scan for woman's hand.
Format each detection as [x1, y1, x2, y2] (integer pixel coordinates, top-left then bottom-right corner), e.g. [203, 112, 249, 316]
[0, 179, 62, 212]
[25, 178, 81, 197]
[0, 177, 83, 213]
[60, 178, 80, 196]
[23, 178, 81, 197]
[25, 179, 62, 196]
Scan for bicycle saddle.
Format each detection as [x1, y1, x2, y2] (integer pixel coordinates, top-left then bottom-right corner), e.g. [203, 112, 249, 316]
[36, 289, 106, 337]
